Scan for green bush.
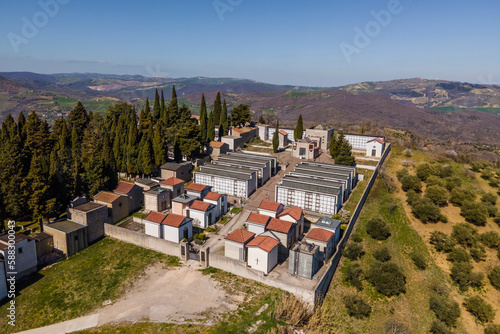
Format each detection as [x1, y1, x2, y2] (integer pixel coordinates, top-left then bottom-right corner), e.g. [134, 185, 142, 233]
[343, 294, 371, 319]
[366, 218, 391, 240]
[406, 189, 421, 206]
[446, 247, 472, 263]
[450, 186, 477, 206]
[425, 185, 450, 207]
[485, 203, 499, 218]
[436, 164, 454, 178]
[495, 217, 500, 227]
[427, 175, 447, 188]
[445, 176, 462, 191]
[411, 253, 427, 270]
[373, 247, 391, 262]
[366, 262, 406, 297]
[396, 168, 409, 181]
[430, 231, 456, 252]
[482, 193, 498, 205]
[470, 243, 487, 262]
[429, 295, 461, 327]
[351, 233, 363, 243]
[416, 163, 436, 181]
[488, 266, 500, 290]
[205, 226, 217, 233]
[481, 231, 500, 248]
[485, 324, 500, 334]
[411, 197, 444, 223]
[344, 243, 364, 261]
[430, 320, 452, 334]
[461, 202, 489, 226]
[344, 262, 364, 291]
[400, 174, 422, 192]
[463, 295, 495, 323]
[451, 223, 478, 247]
[450, 261, 474, 290]
[470, 272, 485, 288]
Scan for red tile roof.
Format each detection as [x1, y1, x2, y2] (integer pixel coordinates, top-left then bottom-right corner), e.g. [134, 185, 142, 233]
[368, 138, 385, 144]
[94, 191, 121, 203]
[267, 218, 294, 234]
[247, 236, 280, 252]
[259, 200, 282, 212]
[225, 228, 255, 244]
[278, 206, 305, 221]
[306, 228, 334, 242]
[163, 214, 188, 227]
[210, 141, 225, 148]
[190, 200, 211, 212]
[186, 183, 208, 192]
[204, 192, 222, 201]
[114, 181, 135, 194]
[145, 211, 167, 224]
[161, 177, 184, 186]
[279, 130, 288, 136]
[247, 212, 270, 225]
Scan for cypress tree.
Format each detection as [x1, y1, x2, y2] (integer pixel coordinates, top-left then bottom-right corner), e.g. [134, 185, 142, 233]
[207, 111, 215, 142]
[177, 104, 192, 125]
[166, 85, 179, 127]
[139, 98, 151, 134]
[126, 119, 139, 175]
[335, 134, 355, 166]
[213, 92, 222, 125]
[272, 120, 279, 153]
[24, 154, 57, 223]
[141, 139, 154, 176]
[174, 140, 182, 162]
[177, 120, 202, 159]
[160, 90, 166, 122]
[200, 94, 207, 141]
[294, 114, 303, 141]
[68, 101, 89, 141]
[102, 133, 117, 190]
[219, 99, 229, 138]
[258, 115, 266, 124]
[329, 132, 340, 158]
[153, 123, 167, 167]
[153, 89, 161, 121]
[17, 111, 26, 141]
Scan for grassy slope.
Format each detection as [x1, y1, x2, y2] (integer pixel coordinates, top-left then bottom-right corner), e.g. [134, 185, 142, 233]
[308, 151, 467, 334]
[0, 238, 179, 333]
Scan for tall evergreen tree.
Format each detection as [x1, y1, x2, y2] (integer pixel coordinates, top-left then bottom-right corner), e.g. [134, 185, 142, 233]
[230, 104, 251, 128]
[153, 89, 161, 121]
[68, 101, 89, 141]
[153, 122, 167, 167]
[272, 120, 279, 153]
[141, 139, 154, 176]
[207, 111, 215, 142]
[160, 90, 166, 122]
[166, 85, 179, 126]
[17, 111, 26, 141]
[177, 120, 201, 159]
[177, 104, 192, 125]
[173, 140, 182, 162]
[139, 98, 151, 134]
[24, 111, 52, 157]
[200, 94, 208, 141]
[258, 115, 266, 124]
[213, 92, 222, 125]
[126, 118, 139, 176]
[294, 114, 303, 141]
[219, 99, 229, 138]
[329, 132, 340, 158]
[102, 133, 118, 190]
[335, 132, 355, 166]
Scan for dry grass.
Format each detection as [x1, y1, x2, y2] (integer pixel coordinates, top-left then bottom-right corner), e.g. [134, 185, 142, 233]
[272, 293, 312, 328]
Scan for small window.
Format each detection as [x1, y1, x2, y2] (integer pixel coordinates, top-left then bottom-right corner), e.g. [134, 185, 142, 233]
[75, 235, 78, 241]
[119, 202, 122, 207]
[18, 247, 23, 254]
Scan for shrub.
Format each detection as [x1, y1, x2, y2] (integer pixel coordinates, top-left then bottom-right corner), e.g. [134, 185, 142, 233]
[411, 197, 443, 223]
[450, 261, 474, 290]
[482, 193, 498, 205]
[343, 294, 371, 319]
[429, 295, 461, 327]
[400, 174, 422, 192]
[451, 223, 478, 247]
[425, 185, 450, 207]
[481, 231, 500, 248]
[430, 231, 456, 252]
[445, 176, 462, 191]
[344, 262, 363, 291]
[485, 324, 500, 334]
[406, 189, 421, 206]
[495, 217, 500, 227]
[366, 262, 406, 297]
[461, 202, 489, 226]
[430, 320, 452, 334]
[417, 163, 436, 181]
[396, 168, 409, 181]
[437, 165, 454, 178]
[411, 253, 427, 270]
[447, 247, 472, 263]
[344, 243, 363, 260]
[273, 293, 311, 327]
[450, 186, 477, 206]
[470, 243, 487, 262]
[205, 226, 217, 233]
[366, 218, 391, 240]
[351, 232, 363, 243]
[463, 295, 495, 323]
[373, 247, 391, 262]
[485, 203, 499, 218]
[488, 266, 500, 290]
[470, 272, 484, 288]
[427, 175, 447, 188]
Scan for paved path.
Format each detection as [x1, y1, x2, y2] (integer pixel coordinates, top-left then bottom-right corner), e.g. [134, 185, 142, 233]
[15, 314, 99, 334]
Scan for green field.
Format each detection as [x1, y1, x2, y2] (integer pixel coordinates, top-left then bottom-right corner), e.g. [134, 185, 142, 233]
[0, 238, 179, 333]
[431, 105, 500, 114]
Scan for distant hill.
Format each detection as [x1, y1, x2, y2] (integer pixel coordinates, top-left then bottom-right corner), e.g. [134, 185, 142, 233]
[0, 72, 499, 147]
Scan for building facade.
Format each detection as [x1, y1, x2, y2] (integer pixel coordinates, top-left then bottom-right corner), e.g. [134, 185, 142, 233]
[144, 188, 171, 212]
[160, 162, 193, 182]
[44, 220, 89, 257]
[68, 202, 110, 243]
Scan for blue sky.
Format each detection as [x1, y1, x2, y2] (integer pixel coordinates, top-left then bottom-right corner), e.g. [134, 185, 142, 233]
[0, 0, 499, 86]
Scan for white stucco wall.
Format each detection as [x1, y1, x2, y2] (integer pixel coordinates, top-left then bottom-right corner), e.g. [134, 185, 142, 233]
[189, 209, 208, 229]
[225, 240, 244, 261]
[0, 238, 37, 279]
[144, 221, 161, 238]
[162, 222, 192, 243]
[247, 223, 266, 235]
[258, 208, 278, 218]
[247, 246, 278, 275]
[366, 141, 384, 157]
